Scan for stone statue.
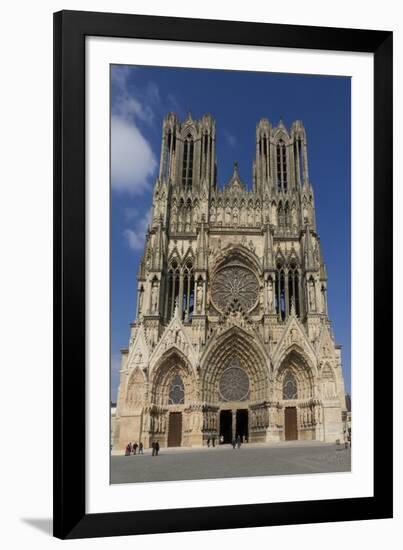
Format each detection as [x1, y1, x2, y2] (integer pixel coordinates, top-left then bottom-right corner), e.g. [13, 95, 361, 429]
[267, 279, 273, 312]
[308, 280, 316, 310]
[225, 206, 231, 225]
[151, 283, 158, 313]
[196, 284, 203, 313]
[292, 204, 298, 226]
[216, 207, 222, 224]
[138, 288, 143, 314]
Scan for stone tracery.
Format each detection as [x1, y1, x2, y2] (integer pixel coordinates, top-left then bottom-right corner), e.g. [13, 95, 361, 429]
[211, 265, 259, 313]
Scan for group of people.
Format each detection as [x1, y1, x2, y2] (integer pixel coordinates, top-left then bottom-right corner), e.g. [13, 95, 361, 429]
[124, 441, 160, 456]
[344, 429, 352, 449]
[206, 437, 216, 447]
[231, 435, 243, 449]
[151, 441, 160, 456]
[124, 441, 144, 456]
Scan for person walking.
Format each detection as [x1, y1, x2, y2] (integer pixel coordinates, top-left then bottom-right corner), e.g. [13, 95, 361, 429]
[236, 434, 241, 449]
[125, 443, 131, 456]
[212, 436, 215, 447]
[151, 441, 156, 456]
[231, 437, 236, 449]
[155, 441, 160, 456]
[133, 442, 138, 455]
[139, 442, 144, 455]
[207, 438, 210, 448]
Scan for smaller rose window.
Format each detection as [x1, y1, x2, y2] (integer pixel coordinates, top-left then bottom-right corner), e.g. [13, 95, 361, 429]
[283, 370, 298, 400]
[168, 374, 185, 404]
[219, 360, 250, 401]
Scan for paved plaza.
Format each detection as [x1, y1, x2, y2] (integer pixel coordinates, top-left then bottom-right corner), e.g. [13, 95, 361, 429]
[110, 441, 351, 484]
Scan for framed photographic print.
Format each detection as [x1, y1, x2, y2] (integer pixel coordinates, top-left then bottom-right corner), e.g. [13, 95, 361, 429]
[54, 10, 393, 539]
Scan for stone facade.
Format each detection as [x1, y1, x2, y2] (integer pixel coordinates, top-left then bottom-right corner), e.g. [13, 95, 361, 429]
[113, 112, 347, 450]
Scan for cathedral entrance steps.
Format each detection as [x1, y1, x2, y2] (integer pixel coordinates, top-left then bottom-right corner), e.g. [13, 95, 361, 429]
[111, 440, 334, 455]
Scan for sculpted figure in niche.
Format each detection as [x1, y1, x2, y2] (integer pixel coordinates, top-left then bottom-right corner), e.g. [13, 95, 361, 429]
[267, 278, 274, 312]
[151, 283, 159, 313]
[321, 285, 327, 312]
[247, 208, 253, 225]
[194, 203, 200, 223]
[256, 205, 261, 224]
[216, 206, 222, 224]
[138, 288, 143, 314]
[313, 241, 320, 264]
[271, 203, 277, 225]
[240, 205, 246, 225]
[291, 203, 298, 226]
[303, 200, 309, 223]
[225, 206, 231, 225]
[196, 283, 203, 314]
[308, 279, 316, 310]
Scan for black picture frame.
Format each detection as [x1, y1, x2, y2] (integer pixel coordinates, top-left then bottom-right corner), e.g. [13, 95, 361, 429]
[53, 10, 393, 539]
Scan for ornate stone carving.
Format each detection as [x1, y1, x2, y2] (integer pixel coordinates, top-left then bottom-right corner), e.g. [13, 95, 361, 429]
[211, 265, 259, 312]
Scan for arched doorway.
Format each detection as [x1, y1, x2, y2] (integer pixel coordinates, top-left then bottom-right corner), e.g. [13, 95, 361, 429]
[201, 327, 269, 444]
[149, 350, 197, 447]
[284, 407, 298, 440]
[275, 349, 315, 442]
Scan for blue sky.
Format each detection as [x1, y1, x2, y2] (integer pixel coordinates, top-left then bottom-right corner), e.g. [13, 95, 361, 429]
[110, 65, 351, 401]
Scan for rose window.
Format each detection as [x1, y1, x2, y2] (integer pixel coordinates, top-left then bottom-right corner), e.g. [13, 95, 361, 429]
[219, 360, 250, 401]
[211, 265, 259, 312]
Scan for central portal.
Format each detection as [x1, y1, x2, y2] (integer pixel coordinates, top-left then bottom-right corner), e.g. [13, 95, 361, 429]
[219, 409, 249, 443]
[219, 410, 232, 443]
[236, 409, 248, 442]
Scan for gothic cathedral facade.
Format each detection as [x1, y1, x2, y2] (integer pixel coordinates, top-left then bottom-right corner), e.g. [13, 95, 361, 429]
[113, 112, 347, 449]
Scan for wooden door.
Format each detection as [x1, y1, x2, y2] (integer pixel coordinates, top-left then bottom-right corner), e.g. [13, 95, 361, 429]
[168, 412, 182, 447]
[284, 407, 298, 441]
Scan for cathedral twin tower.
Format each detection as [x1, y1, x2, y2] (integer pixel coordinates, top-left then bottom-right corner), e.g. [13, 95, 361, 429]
[113, 112, 346, 449]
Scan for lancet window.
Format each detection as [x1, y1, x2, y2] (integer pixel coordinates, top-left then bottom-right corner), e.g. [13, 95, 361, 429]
[288, 261, 300, 317]
[275, 260, 300, 320]
[162, 129, 176, 181]
[166, 259, 180, 320]
[182, 258, 195, 322]
[275, 261, 286, 321]
[276, 140, 288, 191]
[182, 134, 194, 188]
[294, 136, 304, 187]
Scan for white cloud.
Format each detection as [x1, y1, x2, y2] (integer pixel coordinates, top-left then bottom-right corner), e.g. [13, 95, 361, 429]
[124, 208, 152, 251]
[111, 66, 160, 194]
[111, 115, 157, 194]
[224, 130, 237, 148]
